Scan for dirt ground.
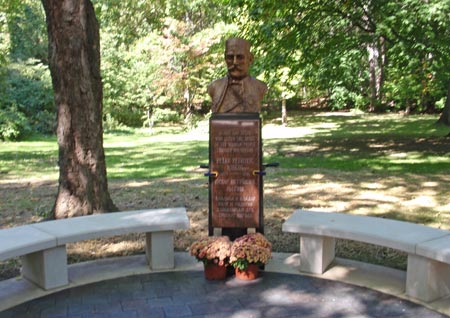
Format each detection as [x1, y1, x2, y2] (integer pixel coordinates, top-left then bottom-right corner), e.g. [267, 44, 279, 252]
[1, 167, 449, 280]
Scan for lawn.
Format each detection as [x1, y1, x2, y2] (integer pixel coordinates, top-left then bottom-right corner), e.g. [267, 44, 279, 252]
[1, 112, 448, 180]
[1, 111, 449, 278]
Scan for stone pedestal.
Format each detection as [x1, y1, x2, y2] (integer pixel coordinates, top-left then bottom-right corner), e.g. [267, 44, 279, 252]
[208, 113, 264, 238]
[145, 231, 174, 270]
[300, 235, 336, 274]
[21, 246, 68, 290]
[406, 254, 450, 302]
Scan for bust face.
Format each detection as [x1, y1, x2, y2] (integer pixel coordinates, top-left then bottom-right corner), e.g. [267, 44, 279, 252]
[224, 38, 254, 80]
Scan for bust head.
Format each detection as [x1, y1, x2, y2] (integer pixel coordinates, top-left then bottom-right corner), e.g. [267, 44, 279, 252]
[224, 38, 254, 80]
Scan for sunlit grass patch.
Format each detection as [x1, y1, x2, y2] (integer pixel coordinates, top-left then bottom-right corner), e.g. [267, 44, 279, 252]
[0, 135, 58, 180]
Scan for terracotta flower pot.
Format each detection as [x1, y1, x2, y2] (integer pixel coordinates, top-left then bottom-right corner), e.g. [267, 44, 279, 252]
[235, 263, 259, 280]
[204, 263, 227, 280]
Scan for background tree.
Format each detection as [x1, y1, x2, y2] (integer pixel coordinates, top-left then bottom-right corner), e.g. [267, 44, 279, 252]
[0, 0, 54, 140]
[223, 0, 450, 120]
[41, 0, 117, 218]
[97, 0, 236, 128]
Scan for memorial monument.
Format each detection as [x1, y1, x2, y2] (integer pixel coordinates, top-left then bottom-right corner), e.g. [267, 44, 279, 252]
[205, 38, 268, 240]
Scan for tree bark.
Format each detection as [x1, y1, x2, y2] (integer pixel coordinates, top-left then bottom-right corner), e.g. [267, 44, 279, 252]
[436, 81, 450, 127]
[378, 36, 387, 106]
[281, 98, 287, 126]
[367, 43, 378, 112]
[42, 0, 117, 218]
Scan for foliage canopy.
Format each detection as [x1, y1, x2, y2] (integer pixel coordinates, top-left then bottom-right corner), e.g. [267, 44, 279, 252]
[0, 0, 449, 139]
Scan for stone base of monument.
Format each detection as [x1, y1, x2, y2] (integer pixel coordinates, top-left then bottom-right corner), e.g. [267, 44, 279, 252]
[217, 228, 249, 241]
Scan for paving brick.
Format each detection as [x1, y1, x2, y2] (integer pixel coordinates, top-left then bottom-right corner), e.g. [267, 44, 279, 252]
[81, 313, 108, 318]
[40, 305, 67, 318]
[94, 302, 122, 313]
[81, 294, 109, 306]
[68, 303, 94, 315]
[105, 310, 138, 318]
[188, 302, 218, 316]
[163, 304, 192, 318]
[121, 299, 148, 311]
[171, 293, 205, 305]
[136, 306, 165, 318]
[146, 297, 174, 308]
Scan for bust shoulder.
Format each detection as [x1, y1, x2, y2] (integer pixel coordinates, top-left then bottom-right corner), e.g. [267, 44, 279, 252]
[246, 77, 268, 95]
[207, 77, 227, 97]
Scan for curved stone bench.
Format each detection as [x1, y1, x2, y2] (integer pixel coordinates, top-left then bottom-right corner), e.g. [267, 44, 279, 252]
[282, 210, 450, 302]
[0, 207, 189, 290]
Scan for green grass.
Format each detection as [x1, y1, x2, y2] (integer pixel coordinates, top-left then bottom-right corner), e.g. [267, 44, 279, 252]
[0, 112, 449, 180]
[0, 135, 59, 179]
[263, 112, 450, 175]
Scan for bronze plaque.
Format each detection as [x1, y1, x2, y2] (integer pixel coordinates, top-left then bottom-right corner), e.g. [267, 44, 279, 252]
[210, 115, 261, 228]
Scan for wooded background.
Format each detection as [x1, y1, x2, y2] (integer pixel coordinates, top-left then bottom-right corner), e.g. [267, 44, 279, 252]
[1, 0, 449, 141]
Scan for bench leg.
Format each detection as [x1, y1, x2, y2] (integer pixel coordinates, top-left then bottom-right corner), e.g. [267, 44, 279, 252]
[20, 246, 68, 290]
[406, 254, 450, 302]
[145, 231, 174, 270]
[300, 235, 335, 274]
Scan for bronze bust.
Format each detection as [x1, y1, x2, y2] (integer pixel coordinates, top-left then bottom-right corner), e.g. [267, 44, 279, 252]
[208, 38, 268, 113]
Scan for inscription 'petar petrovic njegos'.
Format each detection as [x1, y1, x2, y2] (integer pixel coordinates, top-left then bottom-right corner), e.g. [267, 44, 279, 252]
[210, 118, 260, 228]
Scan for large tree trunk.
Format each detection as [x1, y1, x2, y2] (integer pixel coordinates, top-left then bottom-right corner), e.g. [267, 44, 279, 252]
[42, 0, 117, 218]
[436, 81, 450, 127]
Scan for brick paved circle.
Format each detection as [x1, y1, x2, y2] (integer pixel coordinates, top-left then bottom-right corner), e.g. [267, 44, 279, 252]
[0, 271, 448, 318]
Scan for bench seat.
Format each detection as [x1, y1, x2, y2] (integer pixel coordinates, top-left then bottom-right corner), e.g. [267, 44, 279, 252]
[282, 210, 450, 302]
[31, 208, 189, 245]
[0, 207, 189, 290]
[0, 226, 56, 261]
[416, 235, 450, 264]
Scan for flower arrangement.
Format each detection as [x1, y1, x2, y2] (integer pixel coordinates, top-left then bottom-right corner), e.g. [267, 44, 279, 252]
[230, 233, 272, 271]
[189, 236, 232, 266]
